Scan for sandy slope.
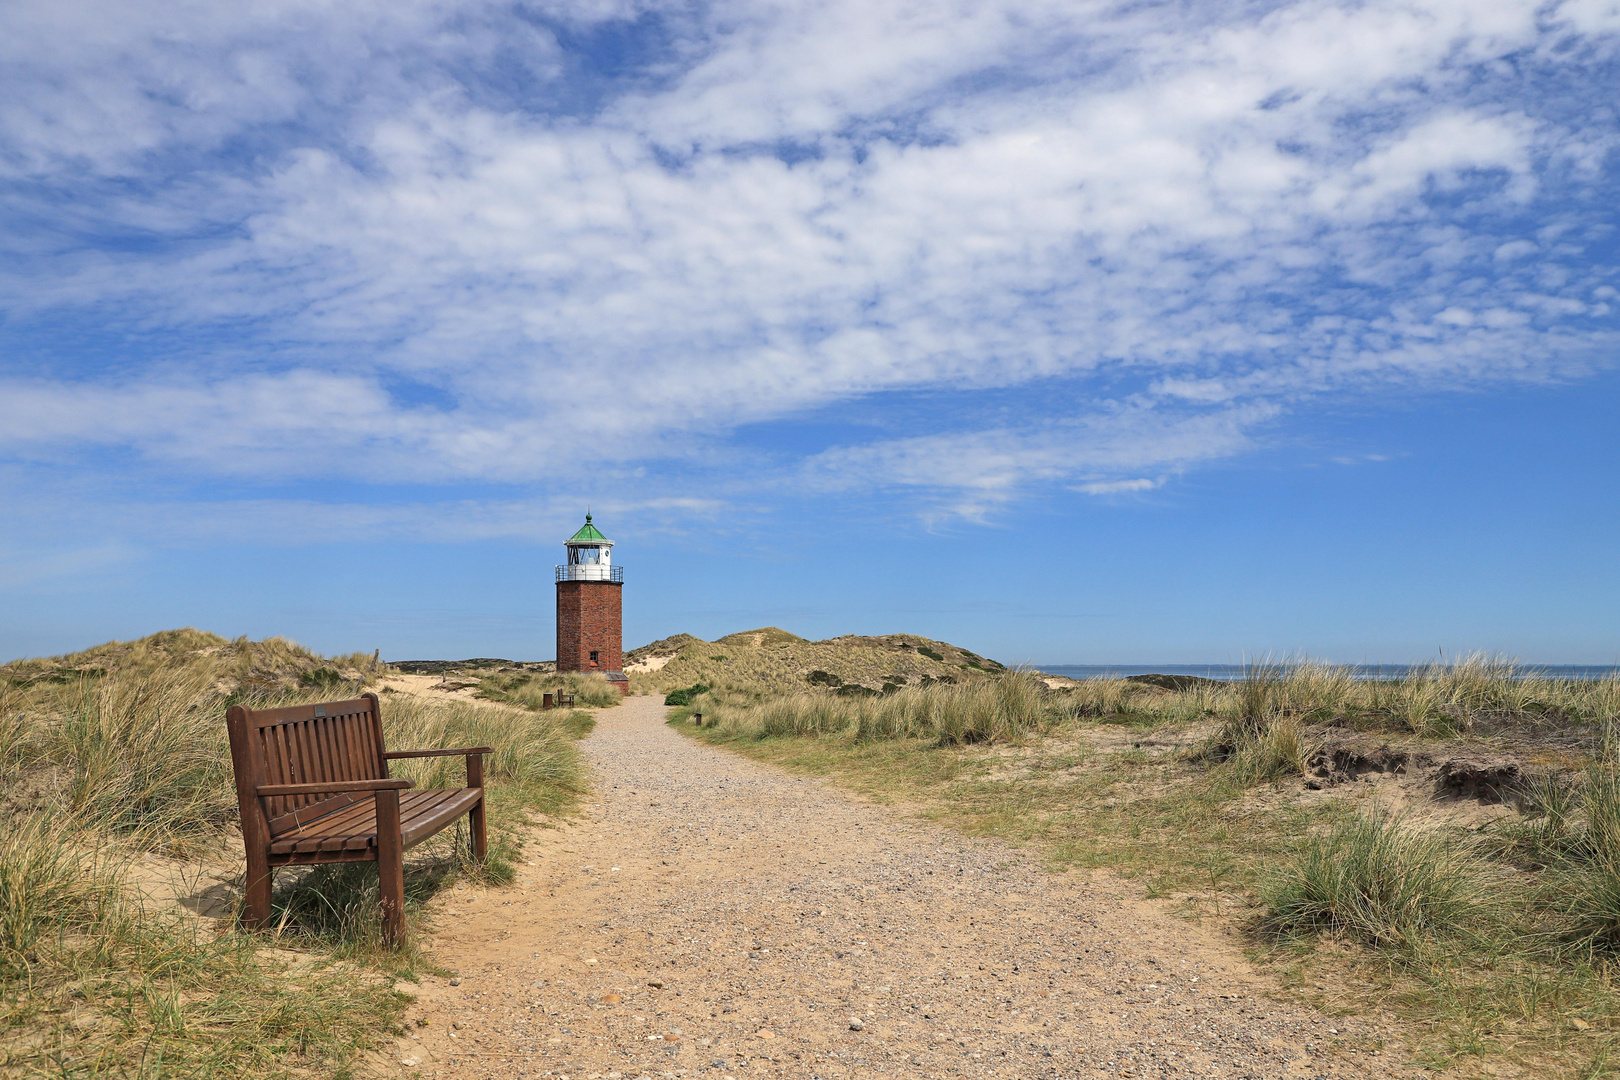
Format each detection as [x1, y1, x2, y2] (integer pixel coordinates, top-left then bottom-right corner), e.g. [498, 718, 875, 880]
[384, 696, 1411, 1079]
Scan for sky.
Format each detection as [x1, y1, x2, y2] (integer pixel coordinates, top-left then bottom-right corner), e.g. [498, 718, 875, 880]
[2, 0, 1618, 666]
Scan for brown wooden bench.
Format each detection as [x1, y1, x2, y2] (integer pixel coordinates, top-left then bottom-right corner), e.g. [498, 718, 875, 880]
[225, 692, 491, 944]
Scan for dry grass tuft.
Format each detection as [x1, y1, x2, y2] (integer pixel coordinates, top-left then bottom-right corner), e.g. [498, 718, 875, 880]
[1260, 811, 1489, 952]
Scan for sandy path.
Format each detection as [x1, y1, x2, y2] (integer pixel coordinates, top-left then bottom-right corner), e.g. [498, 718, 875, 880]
[388, 696, 1409, 1080]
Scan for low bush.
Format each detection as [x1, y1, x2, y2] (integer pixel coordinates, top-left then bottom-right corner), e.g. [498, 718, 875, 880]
[1198, 662, 1310, 784]
[665, 682, 710, 706]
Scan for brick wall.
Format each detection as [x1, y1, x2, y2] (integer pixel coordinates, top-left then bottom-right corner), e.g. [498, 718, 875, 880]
[556, 580, 623, 672]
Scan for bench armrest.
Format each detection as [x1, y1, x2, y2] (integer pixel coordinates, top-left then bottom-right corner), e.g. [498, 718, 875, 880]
[382, 746, 494, 759]
[257, 778, 415, 796]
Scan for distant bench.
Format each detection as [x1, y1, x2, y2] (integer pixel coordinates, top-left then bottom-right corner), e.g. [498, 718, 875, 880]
[225, 692, 491, 944]
[542, 692, 575, 709]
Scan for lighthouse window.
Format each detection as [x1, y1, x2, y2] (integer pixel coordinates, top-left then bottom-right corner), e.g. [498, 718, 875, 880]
[590, 651, 599, 664]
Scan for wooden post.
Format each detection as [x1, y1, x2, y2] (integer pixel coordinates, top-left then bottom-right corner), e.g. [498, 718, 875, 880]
[467, 753, 487, 862]
[375, 788, 405, 946]
[226, 705, 275, 928]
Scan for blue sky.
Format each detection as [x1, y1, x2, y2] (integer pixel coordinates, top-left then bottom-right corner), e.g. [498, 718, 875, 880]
[2, 0, 1617, 665]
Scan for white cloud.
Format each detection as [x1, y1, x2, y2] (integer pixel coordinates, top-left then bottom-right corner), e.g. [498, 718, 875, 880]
[801, 403, 1272, 507]
[1558, 0, 1620, 36]
[0, 0, 1614, 512]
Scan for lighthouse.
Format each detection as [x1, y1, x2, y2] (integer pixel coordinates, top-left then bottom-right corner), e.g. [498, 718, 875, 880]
[555, 513, 628, 692]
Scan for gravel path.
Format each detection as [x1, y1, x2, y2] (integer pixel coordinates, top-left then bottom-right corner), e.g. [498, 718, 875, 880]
[388, 696, 1411, 1079]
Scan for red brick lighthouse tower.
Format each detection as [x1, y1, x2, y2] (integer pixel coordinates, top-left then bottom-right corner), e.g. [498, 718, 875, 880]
[555, 513, 627, 693]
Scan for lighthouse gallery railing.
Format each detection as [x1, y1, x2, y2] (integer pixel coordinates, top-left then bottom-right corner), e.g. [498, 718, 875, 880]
[555, 564, 624, 582]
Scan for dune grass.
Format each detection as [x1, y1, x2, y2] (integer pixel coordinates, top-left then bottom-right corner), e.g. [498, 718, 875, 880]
[0, 631, 593, 1078]
[1259, 811, 1491, 952]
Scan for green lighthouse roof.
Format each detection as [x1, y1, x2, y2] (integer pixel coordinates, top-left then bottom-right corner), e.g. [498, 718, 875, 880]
[568, 513, 609, 543]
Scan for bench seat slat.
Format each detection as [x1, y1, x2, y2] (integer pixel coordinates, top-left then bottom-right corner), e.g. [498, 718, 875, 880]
[273, 795, 377, 841]
[267, 788, 483, 856]
[400, 789, 482, 847]
[270, 798, 386, 852]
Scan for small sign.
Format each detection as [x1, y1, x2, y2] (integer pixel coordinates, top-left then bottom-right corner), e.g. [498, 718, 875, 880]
[313, 704, 327, 716]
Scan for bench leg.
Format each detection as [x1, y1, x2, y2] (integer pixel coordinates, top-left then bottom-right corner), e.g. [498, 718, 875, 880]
[375, 789, 406, 946]
[243, 849, 273, 929]
[467, 754, 487, 863]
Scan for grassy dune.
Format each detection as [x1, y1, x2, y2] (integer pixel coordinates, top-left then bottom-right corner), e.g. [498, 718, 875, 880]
[679, 661, 1620, 1077]
[0, 630, 591, 1078]
[626, 626, 1004, 699]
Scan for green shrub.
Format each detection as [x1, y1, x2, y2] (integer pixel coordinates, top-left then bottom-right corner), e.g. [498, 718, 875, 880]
[43, 662, 241, 849]
[665, 683, 710, 706]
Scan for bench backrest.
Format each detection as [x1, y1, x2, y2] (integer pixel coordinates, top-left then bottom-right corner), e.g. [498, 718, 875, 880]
[225, 693, 390, 837]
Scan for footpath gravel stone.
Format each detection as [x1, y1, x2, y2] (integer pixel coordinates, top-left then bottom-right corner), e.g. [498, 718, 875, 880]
[388, 696, 1412, 1078]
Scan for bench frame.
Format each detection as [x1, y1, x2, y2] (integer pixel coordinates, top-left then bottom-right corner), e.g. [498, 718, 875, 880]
[225, 692, 491, 944]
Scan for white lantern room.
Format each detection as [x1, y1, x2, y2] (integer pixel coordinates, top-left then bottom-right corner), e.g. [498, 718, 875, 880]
[557, 513, 620, 582]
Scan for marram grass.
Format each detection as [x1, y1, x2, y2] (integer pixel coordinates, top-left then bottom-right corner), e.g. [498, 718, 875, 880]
[1259, 811, 1488, 952]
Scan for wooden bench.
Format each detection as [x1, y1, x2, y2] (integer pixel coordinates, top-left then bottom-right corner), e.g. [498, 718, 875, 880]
[225, 692, 491, 944]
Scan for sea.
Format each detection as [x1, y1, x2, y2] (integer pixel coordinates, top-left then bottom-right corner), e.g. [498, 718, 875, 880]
[1041, 664, 1620, 682]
